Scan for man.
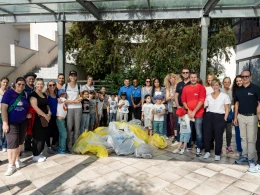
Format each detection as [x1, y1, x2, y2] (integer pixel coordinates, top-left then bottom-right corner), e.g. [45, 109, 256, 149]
[118, 78, 133, 121]
[24, 72, 37, 152]
[234, 70, 260, 170]
[175, 68, 191, 142]
[57, 73, 65, 90]
[131, 78, 142, 120]
[182, 72, 206, 157]
[99, 86, 109, 126]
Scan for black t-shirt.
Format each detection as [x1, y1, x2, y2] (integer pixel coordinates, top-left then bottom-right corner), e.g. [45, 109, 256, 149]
[82, 99, 90, 113]
[234, 83, 260, 114]
[176, 81, 191, 106]
[30, 91, 48, 115]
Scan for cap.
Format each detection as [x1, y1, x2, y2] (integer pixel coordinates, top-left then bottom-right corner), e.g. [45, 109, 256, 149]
[58, 89, 67, 97]
[121, 92, 127, 96]
[155, 95, 163, 100]
[176, 108, 187, 117]
[24, 72, 37, 79]
[69, 70, 77, 76]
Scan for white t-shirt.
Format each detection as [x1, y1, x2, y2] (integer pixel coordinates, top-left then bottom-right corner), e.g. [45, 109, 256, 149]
[142, 103, 153, 119]
[205, 86, 214, 96]
[62, 83, 82, 109]
[109, 100, 118, 113]
[57, 97, 67, 118]
[118, 99, 130, 113]
[205, 92, 231, 114]
[178, 114, 191, 134]
[81, 84, 95, 92]
[152, 104, 165, 121]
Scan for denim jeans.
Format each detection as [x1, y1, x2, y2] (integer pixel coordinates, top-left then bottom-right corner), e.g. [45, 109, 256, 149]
[191, 117, 203, 150]
[80, 113, 90, 134]
[109, 113, 116, 122]
[56, 119, 67, 151]
[153, 121, 164, 135]
[235, 125, 242, 153]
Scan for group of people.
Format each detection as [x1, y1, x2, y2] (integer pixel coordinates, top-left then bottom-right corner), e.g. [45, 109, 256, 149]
[0, 68, 259, 176]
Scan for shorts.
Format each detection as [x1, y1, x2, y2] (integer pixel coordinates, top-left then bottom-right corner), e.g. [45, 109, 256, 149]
[180, 133, 191, 143]
[6, 120, 27, 149]
[144, 118, 152, 129]
[89, 113, 95, 126]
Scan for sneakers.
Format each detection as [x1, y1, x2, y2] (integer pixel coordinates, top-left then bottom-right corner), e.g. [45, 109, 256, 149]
[226, 146, 234, 153]
[179, 148, 185, 155]
[235, 156, 248, 164]
[248, 164, 260, 173]
[215, 155, 221, 161]
[58, 149, 70, 154]
[248, 159, 255, 169]
[204, 152, 210, 159]
[15, 159, 25, 169]
[47, 147, 55, 154]
[5, 165, 16, 176]
[2, 148, 7, 152]
[32, 155, 46, 163]
[164, 135, 169, 140]
[172, 149, 180, 154]
[196, 148, 201, 157]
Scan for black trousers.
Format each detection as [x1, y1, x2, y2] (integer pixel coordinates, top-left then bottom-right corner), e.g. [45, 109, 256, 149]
[203, 112, 226, 155]
[24, 134, 33, 151]
[46, 116, 59, 147]
[132, 97, 141, 120]
[128, 106, 133, 122]
[32, 116, 48, 156]
[100, 109, 108, 126]
[257, 126, 260, 164]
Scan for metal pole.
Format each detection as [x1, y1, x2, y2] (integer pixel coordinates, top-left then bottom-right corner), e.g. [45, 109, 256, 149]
[200, 17, 210, 84]
[58, 21, 65, 74]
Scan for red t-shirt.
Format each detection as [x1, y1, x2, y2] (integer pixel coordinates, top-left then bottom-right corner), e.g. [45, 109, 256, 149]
[181, 84, 206, 118]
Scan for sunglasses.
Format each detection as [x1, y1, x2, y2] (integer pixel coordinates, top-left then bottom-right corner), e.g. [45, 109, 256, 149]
[146, 80, 151, 82]
[49, 84, 56, 87]
[17, 83, 25, 86]
[241, 75, 250, 79]
[36, 78, 43, 81]
[182, 72, 189, 74]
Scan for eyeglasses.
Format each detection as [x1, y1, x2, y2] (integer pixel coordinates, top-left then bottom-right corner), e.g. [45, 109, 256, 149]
[36, 78, 43, 81]
[241, 75, 250, 79]
[182, 72, 189, 74]
[49, 84, 56, 87]
[17, 83, 25, 86]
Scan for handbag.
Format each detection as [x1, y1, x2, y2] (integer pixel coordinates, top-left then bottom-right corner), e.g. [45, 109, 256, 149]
[227, 109, 234, 123]
[40, 116, 49, 127]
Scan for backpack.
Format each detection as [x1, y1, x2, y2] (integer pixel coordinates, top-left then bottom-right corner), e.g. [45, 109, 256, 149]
[65, 83, 80, 94]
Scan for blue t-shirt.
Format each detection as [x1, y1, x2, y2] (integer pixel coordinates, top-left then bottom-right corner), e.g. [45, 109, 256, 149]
[118, 85, 134, 106]
[132, 86, 141, 98]
[1, 89, 29, 124]
[48, 96, 58, 116]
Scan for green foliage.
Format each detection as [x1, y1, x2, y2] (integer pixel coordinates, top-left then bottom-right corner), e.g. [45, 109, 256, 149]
[65, 19, 236, 92]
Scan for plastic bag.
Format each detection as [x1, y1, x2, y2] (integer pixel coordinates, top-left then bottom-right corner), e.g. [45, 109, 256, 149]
[135, 144, 153, 159]
[148, 134, 167, 149]
[72, 131, 88, 154]
[94, 127, 109, 136]
[128, 119, 142, 125]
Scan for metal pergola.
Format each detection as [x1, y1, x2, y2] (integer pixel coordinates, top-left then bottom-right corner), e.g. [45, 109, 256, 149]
[1, 0, 260, 82]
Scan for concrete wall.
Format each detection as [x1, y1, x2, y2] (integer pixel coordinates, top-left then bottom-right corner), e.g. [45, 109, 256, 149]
[0, 24, 19, 65]
[19, 30, 30, 48]
[236, 37, 260, 61]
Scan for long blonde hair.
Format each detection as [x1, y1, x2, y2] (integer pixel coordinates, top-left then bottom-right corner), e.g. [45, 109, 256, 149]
[164, 73, 181, 89]
[205, 73, 215, 87]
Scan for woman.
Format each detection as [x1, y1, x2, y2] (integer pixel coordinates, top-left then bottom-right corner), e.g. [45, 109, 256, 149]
[62, 71, 82, 151]
[151, 78, 167, 137]
[82, 75, 95, 92]
[30, 78, 51, 163]
[205, 73, 215, 96]
[164, 73, 180, 141]
[232, 75, 243, 154]
[141, 77, 153, 105]
[45, 80, 59, 154]
[222, 77, 234, 153]
[203, 79, 230, 161]
[0, 77, 9, 152]
[57, 73, 65, 91]
[1, 77, 29, 176]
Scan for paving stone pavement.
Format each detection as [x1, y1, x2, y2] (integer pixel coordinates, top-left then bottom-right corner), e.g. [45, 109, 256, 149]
[0, 133, 260, 195]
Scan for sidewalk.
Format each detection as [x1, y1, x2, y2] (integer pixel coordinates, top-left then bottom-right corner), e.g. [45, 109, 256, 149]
[0, 139, 260, 195]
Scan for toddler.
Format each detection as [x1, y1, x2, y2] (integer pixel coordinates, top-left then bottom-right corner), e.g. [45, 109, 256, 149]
[141, 94, 153, 136]
[118, 92, 129, 122]
[151, 95, 165, 135]
[80, 90, 90, 133]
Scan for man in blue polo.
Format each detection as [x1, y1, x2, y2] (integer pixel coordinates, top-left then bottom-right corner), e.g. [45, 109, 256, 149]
[131, 78, 142, 120]
[118, 78, 133, 121]
[234, 70, 260, 171]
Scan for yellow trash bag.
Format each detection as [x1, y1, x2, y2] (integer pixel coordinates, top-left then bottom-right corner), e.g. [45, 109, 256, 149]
[94, 126, 108, 136]
[148, 134, 167, 149]
[81, 144, 108, 158]
[72, 131, 88, 154]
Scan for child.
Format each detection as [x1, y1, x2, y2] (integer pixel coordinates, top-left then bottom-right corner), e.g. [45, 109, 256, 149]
[151, 95, 165, 135]
[96, 93, 105, 127]
[172, 108, 191, 155]
[89, 91, 97, 131]
[80, 90, 90, 133]
[118, 92, 130, 122]
[109, 94, 117, 122]
[141, 94, 154, 136]
[56, 89, 69, 154]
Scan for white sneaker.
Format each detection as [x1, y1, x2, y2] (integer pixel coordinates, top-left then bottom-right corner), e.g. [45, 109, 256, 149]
[248, 164, 260, 173]
[15, 159, 25, 168]
[204, 152, 210, 159]
[2, 148, 7, 152]
[172, 149, 180, 154]
[32, 155, 46, 163]
[5, 165, 16, 176]
[215, 155, 221, 161]
[179, 148, 185, 155]
[164, 136, 169, 140]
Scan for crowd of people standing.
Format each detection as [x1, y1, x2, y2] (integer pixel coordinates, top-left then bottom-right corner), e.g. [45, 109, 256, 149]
[0, 68, 260, 176]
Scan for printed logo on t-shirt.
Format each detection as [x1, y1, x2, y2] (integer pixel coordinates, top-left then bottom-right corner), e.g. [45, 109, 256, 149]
[123, 105, 128, 112]
[156, 107, 163, 113]
[194, 93, 198, 96]
[248, 92, 254, 95]
[17, 101, 24, 106]
[15, 101, 25, 111]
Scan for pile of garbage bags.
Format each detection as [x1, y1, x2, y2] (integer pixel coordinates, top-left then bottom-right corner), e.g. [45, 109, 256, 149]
[72, 121, 168, 158]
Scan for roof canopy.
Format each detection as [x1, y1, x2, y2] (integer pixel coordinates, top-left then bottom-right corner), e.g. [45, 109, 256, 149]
[0, 0, 260, 23]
